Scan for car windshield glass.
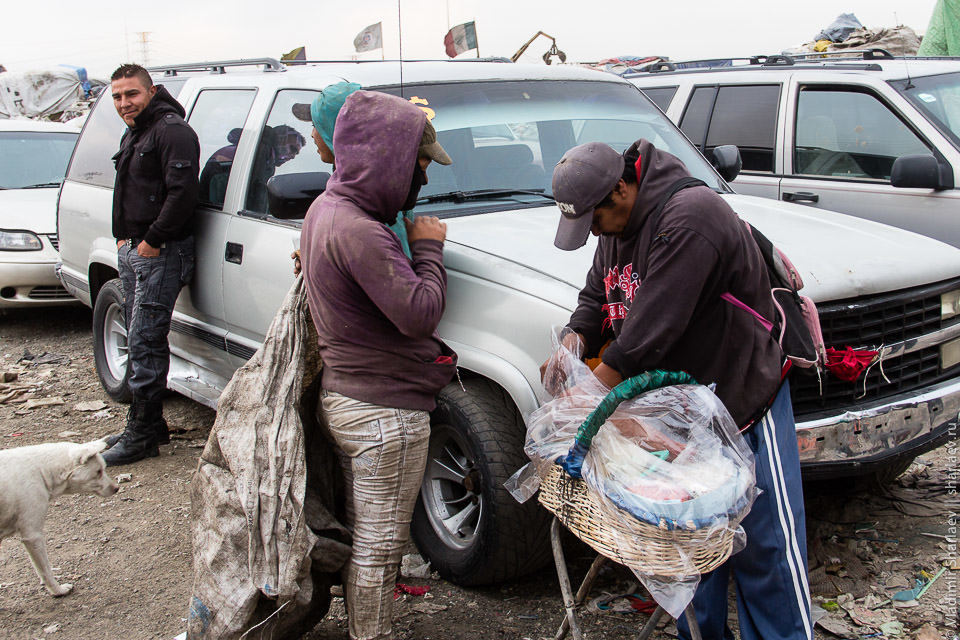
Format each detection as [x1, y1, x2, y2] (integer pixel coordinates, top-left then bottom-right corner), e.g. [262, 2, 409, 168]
[0, 131, 78, 189]
[892, 72, 960, 149]
[385, 80, 725, 217]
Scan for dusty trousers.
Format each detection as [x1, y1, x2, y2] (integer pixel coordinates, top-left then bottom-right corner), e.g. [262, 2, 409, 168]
[318, 389, 430, 640]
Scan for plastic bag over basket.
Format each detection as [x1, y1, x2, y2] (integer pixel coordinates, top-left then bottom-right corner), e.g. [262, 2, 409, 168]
[506, 327, 758, 619]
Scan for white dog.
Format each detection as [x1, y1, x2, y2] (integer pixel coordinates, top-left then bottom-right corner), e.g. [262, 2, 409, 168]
[0, 439, 119, 596]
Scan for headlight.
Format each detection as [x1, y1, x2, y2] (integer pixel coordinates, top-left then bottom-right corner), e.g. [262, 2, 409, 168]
[0, 230, 42, 251]
[943, 289, 960, 320]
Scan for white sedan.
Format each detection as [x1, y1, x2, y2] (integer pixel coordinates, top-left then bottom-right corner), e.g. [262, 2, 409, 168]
[0, 119, 79, 307]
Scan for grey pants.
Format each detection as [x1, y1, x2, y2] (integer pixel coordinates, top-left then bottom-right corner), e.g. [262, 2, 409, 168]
[319, 390, 430, 640]
[118, 237, 194, 401]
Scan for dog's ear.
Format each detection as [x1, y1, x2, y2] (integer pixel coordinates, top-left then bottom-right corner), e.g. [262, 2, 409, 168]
[79, 439, 109, 463]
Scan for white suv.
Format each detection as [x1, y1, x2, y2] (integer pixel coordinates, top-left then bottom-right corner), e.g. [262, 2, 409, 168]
[628, 51, 960, 247]
[58, 58, 960, 586]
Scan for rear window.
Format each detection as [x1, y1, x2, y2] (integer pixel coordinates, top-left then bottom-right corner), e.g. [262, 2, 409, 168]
[639, 86, 678, 112]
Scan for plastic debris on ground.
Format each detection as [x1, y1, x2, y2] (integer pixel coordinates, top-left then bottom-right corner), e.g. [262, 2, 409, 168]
[506, 327, 756, 619]
[393, 583, 431, 600]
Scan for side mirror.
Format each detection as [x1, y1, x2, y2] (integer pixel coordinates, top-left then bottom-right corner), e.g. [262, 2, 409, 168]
[711, 145, 742, 183]
[266, 172, 330, 220]
[891, 155, 954, 191]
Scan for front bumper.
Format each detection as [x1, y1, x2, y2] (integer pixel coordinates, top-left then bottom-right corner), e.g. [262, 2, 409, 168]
[0, 250, 77, 308]
[796, 376, 960, 480]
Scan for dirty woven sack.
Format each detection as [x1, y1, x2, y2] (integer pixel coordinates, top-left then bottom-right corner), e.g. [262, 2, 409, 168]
[188, 276, 351, 639]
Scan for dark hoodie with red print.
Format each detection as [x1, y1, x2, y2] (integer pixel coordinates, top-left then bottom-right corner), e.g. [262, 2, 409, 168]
[567, 139, 781, 426]
[300, 90, 456, 411]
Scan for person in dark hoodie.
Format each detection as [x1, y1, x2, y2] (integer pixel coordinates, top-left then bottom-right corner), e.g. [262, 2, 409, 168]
[104, 64, 199, 466]
[300, 90, 455, 640]
[547, 140, 812, 640]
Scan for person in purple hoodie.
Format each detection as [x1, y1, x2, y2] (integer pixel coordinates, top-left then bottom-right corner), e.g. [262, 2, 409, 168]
[300, 90, 455, 640]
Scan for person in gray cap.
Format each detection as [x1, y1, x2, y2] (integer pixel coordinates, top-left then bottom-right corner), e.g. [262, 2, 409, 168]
[546, 139, 812, 640]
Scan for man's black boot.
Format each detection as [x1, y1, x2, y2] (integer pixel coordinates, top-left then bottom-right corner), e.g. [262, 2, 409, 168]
[105, 401, 169, 448]
[104, 403, 136, 449]
[142, 400, 170, 445]
[102, 399, 160, 467]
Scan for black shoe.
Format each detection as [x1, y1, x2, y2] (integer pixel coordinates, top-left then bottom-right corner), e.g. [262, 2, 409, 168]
[104, 403, 137, 449]
[102, 399, 159, 466]
[142, 400, 170, 445]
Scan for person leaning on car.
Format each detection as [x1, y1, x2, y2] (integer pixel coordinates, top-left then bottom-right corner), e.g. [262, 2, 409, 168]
[103, 63, 200, 467]
[545, 139, 813, 640]
[300, 89, 455, 640]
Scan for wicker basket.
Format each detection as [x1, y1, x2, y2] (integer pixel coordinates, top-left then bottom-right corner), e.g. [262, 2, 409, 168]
[539, 465, 737, 576]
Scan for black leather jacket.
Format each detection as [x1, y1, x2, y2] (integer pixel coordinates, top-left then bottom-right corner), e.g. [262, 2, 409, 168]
[112, 85, 200, 247]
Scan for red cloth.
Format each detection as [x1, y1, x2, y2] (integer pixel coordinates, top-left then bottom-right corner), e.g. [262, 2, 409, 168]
[824, 346, 878, 381]
[394, 583, 431, 600]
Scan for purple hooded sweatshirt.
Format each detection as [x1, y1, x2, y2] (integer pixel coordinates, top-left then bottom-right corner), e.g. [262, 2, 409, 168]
[300, 90, 457, 411]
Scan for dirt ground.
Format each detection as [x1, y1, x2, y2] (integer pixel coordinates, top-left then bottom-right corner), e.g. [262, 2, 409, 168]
[0, 305, 957, 640]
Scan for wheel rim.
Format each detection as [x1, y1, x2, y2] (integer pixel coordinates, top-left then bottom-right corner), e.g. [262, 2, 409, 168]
[420, 421, 484, 550]
[102, 301, 128, 383]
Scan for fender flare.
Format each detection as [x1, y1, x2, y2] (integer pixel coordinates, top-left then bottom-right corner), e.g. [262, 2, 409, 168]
[443, 339, 541, 418]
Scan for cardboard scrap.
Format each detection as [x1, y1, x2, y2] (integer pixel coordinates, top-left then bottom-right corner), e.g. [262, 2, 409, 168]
[814, 612, 859, 639]
[23, 397, 65, 410]
[73, 400, 107, 412]
[914, 623, 942, 640]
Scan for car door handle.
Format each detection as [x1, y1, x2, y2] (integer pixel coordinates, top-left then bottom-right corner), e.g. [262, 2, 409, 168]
[782, 191, 820, 203]
[225, 242, 243, 264]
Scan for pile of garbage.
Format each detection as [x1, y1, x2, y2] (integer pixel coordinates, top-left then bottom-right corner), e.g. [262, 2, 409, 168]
[784, 13, 921, 57]
[0, 66, 105, 123]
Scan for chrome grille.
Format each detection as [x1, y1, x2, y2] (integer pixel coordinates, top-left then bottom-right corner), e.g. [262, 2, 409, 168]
[45, 234, 59, 251]
[791, 278, 960, 417]
[28, 286, 73, 300]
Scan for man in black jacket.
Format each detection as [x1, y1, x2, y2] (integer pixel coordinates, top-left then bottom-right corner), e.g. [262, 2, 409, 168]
[104, 64, 200, 466]
[546, 140, 812, 640]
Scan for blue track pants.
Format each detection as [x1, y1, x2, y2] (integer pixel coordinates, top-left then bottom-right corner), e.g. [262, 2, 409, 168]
[678, 380, 812, 640]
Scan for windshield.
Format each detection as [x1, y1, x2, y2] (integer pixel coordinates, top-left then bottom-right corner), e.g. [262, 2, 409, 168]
[0, 131, 78, 189]
[892, 72, 960, 149]
[386, 80, 725, 216]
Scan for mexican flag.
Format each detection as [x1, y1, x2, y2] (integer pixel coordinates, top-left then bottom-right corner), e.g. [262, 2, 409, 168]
[444, 21, 478, 58]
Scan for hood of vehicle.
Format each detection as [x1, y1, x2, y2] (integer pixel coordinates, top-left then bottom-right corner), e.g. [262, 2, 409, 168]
[0, 188, 59, 234]
[444, 195, 960, 308]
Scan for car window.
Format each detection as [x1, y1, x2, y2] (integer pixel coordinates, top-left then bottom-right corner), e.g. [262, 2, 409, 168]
[245, 89, 328, 217]
[0, 131, 78, 189]
[187, 89, 256, 209]
[795, 87, 933, 181]
[65, 78, 187, 189]
[638, 86, 678, 112]
[679, 86, 714, 151]
[705, 85, 779, 172]
[893, 71, 960, 150]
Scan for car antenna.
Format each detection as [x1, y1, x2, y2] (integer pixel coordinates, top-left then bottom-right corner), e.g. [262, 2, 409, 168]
[398, 0, 405, 97]
[896, 12, 915, 89]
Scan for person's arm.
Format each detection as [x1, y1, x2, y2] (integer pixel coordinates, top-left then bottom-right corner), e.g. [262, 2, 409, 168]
[601, 226, 720, 377]
[143, 124, 201, 249]
[346, 217, 448, 339]
[567, 246, 613, 358]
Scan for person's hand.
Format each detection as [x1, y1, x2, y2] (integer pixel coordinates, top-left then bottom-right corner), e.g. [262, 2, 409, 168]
[406, 216, 446, 243]
[291, 249, 301, 276]
[137, 240, 160, 257]
[540, 331, 586, 394]
[592, 362, 624, 389]
[116, 239, 125, 250]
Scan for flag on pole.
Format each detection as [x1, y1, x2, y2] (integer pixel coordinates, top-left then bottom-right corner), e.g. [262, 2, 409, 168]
[281, 46, 306, 65]
[354, 22, 383, 53]
[444, 21, 478, 58]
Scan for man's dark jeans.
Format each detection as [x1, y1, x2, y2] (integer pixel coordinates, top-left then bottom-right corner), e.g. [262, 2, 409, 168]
[118, 237, 195, 401]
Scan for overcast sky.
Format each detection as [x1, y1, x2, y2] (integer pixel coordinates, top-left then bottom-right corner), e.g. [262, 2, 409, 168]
[0, 1, 939, 77]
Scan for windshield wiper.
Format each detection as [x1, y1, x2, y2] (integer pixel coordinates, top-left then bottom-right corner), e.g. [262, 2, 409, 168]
[21, 182, 62, 189]
[417, 188, 555, 204]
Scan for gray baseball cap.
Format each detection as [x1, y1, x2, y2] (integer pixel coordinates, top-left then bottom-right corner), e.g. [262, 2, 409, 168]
[551, 142, 625, 250]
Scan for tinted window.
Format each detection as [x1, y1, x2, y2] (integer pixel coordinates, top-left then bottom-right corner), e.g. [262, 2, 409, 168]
[795, 87, 932, 180]
[188, 89, 256, 209]
[639, 86, 678, 112]
[65, 78, 187, 189]
[245, 89, 325, 217]
[892, 72, 960, 149]
[706, 85, 779, 172]
[0, 131, 77, 189]
[679, 86, 714, 149]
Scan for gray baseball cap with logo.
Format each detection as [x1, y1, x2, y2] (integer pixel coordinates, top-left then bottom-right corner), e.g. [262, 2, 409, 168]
[551, 142, 625, 250]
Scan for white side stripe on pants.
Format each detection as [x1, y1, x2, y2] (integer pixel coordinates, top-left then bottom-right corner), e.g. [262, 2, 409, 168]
[761, 413, 813, 639]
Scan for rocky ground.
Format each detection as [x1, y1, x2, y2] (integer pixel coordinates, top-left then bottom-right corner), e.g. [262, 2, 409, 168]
[0, 305, 956, 639]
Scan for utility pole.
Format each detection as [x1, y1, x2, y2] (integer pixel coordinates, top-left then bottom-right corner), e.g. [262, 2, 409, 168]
[135, 31, 152, 66]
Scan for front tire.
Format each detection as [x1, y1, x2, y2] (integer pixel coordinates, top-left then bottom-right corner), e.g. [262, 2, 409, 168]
[92, 278, 131, 403]
[412, 378, 552, 586]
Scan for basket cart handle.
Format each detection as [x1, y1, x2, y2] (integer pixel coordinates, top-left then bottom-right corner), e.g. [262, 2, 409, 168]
[556, 369, 695, 478]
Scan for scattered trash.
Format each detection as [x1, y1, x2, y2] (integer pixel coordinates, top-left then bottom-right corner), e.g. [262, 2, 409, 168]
[819, 600, 839, 612]
[409, 601, 447, 615]
[878, 620, 904, 636]
[116, 474, 132, 484]
[393, 583, 431, 600]
[18, 350, 71, 366]
[586, 591, 658, 615]
[73, 400, 107, 412]
[58, 431, 82, 438]
[1, 372, 18, 382]
[400, 553, 432, 579]
[42, 622, 61, 634]
[913, 623, 943, 640]
[814, 612, 859, 639]
[23, 397, 65, 410]
[0, 384, 34, 404]
[90, 409, 112, 420]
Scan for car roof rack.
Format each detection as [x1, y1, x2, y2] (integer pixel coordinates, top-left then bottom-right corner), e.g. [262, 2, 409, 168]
[148, 58, 285, 76]
[620, 50, 901, 78]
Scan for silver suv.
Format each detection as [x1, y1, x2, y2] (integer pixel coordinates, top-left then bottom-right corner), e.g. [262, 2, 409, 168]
[628, 51, 960, 247]
[58, 58, 960, 586]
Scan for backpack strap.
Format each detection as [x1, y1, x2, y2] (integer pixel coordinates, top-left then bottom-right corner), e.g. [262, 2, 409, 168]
[648, 177, 707, 232]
